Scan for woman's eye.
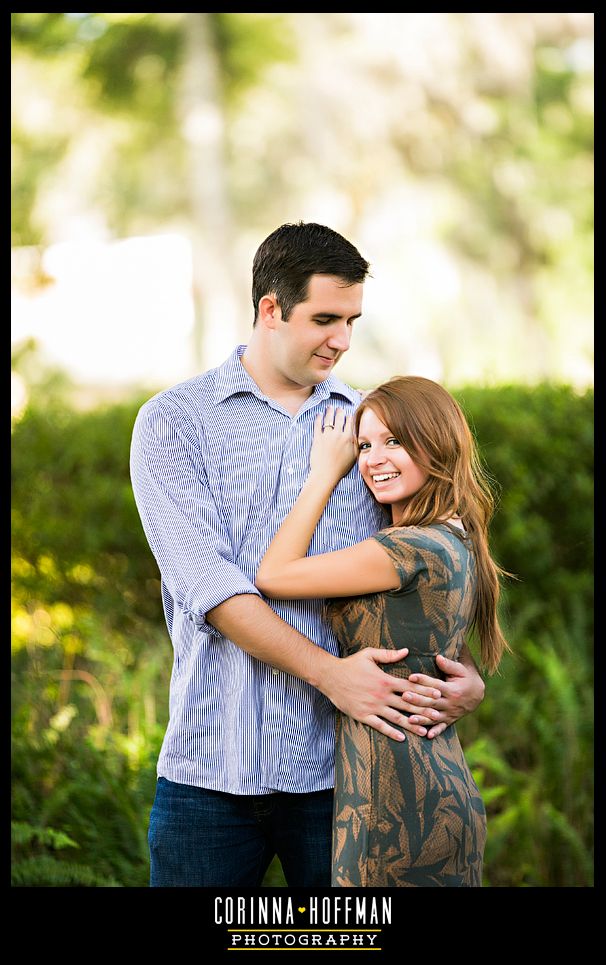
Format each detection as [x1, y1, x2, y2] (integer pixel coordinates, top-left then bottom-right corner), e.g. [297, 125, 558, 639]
[358, 442, 370, 451]
[387, 438, 401, 446]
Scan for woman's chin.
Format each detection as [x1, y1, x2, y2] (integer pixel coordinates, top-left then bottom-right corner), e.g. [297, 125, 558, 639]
[368, 489, 391, 506]
[362, 479, 392, 507]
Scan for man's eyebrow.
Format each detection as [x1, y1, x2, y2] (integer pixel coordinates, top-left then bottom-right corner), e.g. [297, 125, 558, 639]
[312, 312, 362, 321]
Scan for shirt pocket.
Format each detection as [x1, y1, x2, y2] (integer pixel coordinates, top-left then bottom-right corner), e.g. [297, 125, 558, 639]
[217, 428, 275, 557]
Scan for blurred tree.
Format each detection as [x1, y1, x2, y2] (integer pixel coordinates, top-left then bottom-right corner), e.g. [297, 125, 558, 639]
[11, 13, 592, 385]
[179, 13, 236, 369]
[11, 12, 295, 365]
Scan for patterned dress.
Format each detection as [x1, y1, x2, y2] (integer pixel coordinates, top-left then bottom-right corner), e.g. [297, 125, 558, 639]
[327, 522, 486, 887]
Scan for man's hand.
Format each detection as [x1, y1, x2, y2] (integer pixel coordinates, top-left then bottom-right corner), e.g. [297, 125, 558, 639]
[320, 647, 442, 742]
[404, 653, 485, 738]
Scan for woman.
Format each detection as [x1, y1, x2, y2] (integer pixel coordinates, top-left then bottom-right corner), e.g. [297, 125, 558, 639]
[256, 376, 510, 887]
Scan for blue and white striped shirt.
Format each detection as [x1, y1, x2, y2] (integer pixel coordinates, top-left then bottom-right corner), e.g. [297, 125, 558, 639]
[130, 345, 386, 794]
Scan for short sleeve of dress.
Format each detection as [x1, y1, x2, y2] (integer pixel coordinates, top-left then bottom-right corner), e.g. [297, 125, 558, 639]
[371, 528, 426, 596]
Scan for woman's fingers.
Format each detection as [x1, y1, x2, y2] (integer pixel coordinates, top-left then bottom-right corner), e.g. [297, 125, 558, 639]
[408, 672, 443, 689]
[322, 406, 351, 432]
[402, 686, 441, 705]
[407, 711, 440, 724]
[313, 412, 324, 437]
[322, 405, 335, 430]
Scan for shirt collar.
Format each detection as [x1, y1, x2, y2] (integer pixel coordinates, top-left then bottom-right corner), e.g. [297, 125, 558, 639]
[213, 344, 360, 406]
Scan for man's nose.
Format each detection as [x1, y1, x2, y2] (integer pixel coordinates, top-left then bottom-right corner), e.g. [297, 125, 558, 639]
[325, 322, 352, 353]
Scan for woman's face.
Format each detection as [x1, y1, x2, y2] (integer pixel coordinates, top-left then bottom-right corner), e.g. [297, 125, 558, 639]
[357, 407, 428, 522]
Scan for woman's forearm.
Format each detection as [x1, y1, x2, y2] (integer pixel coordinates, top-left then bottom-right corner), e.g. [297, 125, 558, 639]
[257, 473, 334, 582]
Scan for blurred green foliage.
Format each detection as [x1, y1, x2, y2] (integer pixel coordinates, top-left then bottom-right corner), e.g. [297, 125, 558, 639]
[448, 44, 593, 277]
[454, 384, 593, 887]
[11, 12, 295, 243]
[11, 383, 592, 886]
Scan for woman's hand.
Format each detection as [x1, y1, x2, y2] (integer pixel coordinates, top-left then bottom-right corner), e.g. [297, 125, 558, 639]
[405, 653, 486, 738]
[257, 405, 356, 594]
[309, 406, 357, 484]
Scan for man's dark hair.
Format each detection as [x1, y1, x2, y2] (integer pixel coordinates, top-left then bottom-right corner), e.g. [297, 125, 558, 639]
[252, 222, 370, 324]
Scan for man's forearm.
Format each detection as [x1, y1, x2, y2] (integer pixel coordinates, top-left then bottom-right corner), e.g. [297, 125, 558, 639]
[207, 593, 334, 689]
[206, 593, 421, 741]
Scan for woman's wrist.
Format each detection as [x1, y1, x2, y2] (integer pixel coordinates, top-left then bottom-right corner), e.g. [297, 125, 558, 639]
[304, 469, 338, 498]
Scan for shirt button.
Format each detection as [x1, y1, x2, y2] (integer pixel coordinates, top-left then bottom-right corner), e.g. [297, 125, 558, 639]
[287, 466, 294, 474]
[272, 669, 280, 676]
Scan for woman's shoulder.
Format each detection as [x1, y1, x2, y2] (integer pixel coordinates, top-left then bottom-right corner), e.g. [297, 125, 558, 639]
[374, 523, 470, 557]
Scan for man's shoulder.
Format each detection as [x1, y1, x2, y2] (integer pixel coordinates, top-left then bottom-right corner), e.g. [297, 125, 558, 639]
[325, 374, 364, 406]
[137, 365, 221, 420]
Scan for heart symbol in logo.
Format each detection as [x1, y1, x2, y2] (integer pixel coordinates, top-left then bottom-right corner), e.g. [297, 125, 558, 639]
[298, 906, 306, 913]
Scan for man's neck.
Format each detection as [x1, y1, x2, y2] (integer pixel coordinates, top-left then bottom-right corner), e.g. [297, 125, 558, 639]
[241, 343, 315, 417]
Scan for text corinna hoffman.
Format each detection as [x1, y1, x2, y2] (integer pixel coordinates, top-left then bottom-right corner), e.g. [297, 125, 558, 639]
[214, 896, 392, 926]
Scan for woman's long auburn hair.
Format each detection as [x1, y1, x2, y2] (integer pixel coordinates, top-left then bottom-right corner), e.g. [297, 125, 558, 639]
[356, 376, 511, 675]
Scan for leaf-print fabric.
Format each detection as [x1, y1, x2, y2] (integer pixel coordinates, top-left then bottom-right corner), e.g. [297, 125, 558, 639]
[327, 523, 486, 887]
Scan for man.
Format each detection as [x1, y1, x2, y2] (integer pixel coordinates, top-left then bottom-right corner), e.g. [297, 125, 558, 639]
[130, 222, 485, 888]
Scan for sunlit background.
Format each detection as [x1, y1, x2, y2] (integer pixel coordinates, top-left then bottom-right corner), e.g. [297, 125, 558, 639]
[11, 13, 593, 890]
[12, 12, 593, 409]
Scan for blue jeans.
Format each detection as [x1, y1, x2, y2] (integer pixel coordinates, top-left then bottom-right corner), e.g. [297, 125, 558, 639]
[148, 777, 333, 887]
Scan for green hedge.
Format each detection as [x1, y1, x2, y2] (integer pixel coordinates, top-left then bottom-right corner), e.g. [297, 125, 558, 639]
[459, 384, 593, 639]
[11, 383, 593, 887]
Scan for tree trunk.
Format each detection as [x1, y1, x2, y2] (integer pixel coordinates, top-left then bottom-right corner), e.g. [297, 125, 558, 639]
[179, 13, 238, 372]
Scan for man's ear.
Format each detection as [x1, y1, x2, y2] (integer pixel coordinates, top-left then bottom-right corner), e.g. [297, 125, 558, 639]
[258, 294, 282, 330]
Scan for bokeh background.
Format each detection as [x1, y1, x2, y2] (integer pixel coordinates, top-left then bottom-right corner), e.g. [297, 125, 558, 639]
[11, 12, 593, 887]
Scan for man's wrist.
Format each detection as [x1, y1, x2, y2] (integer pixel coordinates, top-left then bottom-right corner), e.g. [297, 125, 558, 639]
[306, 646, 339, 694]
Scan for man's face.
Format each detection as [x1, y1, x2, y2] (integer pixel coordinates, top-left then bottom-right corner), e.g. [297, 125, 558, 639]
[270, 274, 363, 388]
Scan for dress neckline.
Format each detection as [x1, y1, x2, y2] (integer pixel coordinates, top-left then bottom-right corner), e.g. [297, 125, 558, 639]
[436, 520, 469, 543]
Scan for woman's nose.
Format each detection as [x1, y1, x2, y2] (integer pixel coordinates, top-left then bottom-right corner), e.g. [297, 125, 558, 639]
[367, 450, 386, 467]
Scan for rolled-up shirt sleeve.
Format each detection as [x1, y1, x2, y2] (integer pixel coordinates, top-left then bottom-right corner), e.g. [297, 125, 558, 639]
[130, 397, 260, 635]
